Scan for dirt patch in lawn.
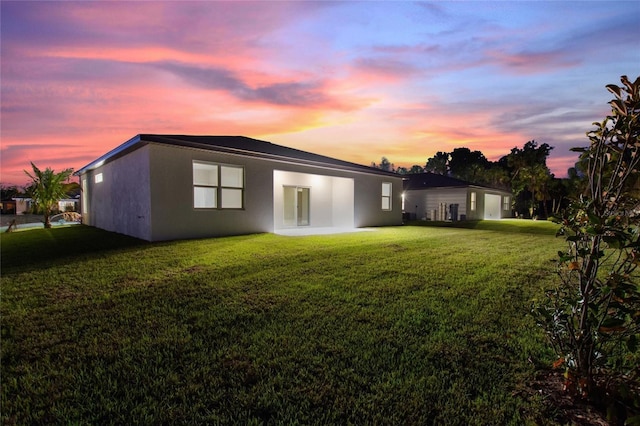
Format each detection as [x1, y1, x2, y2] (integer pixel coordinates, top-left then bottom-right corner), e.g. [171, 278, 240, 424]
[525, 369, 639, 425]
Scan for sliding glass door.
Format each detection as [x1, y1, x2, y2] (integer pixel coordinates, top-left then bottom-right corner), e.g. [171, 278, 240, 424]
[283, 186, 310, 226]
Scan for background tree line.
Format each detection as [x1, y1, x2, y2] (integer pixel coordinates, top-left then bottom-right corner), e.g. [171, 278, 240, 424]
[372, 140, 585, 219]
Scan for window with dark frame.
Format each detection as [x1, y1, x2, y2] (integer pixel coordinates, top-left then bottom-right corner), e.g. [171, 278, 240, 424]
[382, 182, 392, 211]
[193, 161, 244, 209]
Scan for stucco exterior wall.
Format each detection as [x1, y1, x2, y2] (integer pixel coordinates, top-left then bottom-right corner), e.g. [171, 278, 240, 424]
[466, 189, 483, 220]
[404, 187, 468, 220]
[353, 176, 403, 227]
[272, 170, 355, 230]
[147, 143, 274, 241]
[332, 176, 355, 228]
[269, 164, 400, 229]
[473, 189, 512, 219]
[81, 145, 152, 240]
[484, 193, 502, 220]
[404, 186, 512, 221]
[81, 142, 403, 241]
[14, 199, 31, 215]
[146, 144, 402, 241]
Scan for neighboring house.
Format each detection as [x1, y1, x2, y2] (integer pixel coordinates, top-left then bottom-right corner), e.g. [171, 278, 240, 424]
[58, 198, 79, 212]
[12, 197, 33, 215]
[0, 199, 16, 214]
[9, 197, 78, 214]
[75, 134, 403, 241]
[402, 173, 512, 221]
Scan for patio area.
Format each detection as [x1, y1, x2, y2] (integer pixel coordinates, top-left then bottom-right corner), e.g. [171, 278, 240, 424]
[274, 227, 376, 236]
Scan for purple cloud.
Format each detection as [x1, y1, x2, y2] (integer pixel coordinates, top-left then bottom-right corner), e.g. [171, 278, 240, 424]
[352, 57, 421, 80]
[151, 61, 347, 109]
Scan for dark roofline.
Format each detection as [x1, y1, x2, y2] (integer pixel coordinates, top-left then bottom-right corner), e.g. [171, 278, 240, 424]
[75, 134, 142, 176]
[402, 172, 511, 192]
[75, 134, 398, 177]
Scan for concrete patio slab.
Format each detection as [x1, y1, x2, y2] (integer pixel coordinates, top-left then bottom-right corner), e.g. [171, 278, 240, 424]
[274, 227, 376, 236]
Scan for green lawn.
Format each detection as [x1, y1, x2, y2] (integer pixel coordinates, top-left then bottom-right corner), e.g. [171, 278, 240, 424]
[1, 221, 565, 424]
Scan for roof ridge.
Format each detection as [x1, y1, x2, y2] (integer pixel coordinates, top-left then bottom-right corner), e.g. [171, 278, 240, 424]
[76, 134, 398, 178]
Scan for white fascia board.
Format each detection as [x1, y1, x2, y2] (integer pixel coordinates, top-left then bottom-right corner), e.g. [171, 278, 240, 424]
[74, 134, 142, 176]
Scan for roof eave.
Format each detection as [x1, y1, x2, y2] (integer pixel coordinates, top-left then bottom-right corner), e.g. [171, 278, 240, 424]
[75, 134, 398, 178]
[74, 134, 143, 175]
[404, 183, 511, 192]
[145, 135, 397, 177]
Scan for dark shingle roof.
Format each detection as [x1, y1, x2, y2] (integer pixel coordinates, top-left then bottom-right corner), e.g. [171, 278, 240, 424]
[76, 134, 397, 177]
[402, 172, 475, 190]
[402, 172, 510, 192]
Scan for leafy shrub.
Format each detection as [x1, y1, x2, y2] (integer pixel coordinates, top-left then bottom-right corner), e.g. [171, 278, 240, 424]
[533, 76, 640, 421]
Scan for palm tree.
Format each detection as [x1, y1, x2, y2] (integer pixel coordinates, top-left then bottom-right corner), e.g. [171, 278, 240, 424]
[24, 162, 74, 228]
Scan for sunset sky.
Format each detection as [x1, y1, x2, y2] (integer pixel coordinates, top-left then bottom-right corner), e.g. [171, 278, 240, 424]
[1, 1, 639, 187]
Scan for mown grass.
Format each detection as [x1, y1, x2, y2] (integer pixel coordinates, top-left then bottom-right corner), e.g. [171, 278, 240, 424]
[406, 218, 561, 235]
[1, 221, 565, 424]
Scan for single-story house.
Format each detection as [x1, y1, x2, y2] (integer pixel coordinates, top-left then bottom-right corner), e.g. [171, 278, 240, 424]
[58, 198, 80, 212]
[0, 199, 17, 214]
[12, 197, 33, 215]
[75, 134, 403, 241]
[9, 197, 79, 214]
[402, 173, 512, 221]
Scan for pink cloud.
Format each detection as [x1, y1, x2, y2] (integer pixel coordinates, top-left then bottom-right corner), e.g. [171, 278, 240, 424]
[338, 102, 558, 174]
[1, 1, 631, 186]
[486, 49, 581, 74]
[351, 58, 421, 83]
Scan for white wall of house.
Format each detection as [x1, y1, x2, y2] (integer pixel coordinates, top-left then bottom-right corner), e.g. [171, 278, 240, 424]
[332, 176, 355, 228]
[13, 198, 32, 214]
[427, 188, 468, 220]
[477, 191, 512, 219]
[404, 187, 512, 221]
[273, 170, 354, 230]
[404, 187, 468, 220]
[81, 145, 153, 240]
[467, 189, 484, 221]
[80, 141, 402, 241]
[147, 143, 274, 241]
[58, 199, 79, 212]
[353, 176, 402, 228]
[484, 193, 502, 220]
